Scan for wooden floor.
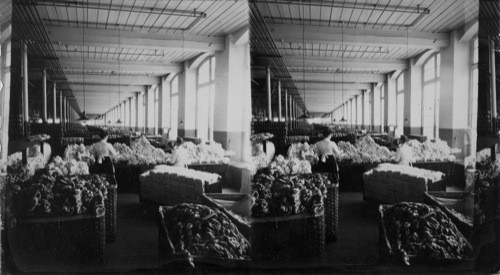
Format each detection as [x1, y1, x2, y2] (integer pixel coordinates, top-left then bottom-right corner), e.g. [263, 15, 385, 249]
[6, 190, 484, 274]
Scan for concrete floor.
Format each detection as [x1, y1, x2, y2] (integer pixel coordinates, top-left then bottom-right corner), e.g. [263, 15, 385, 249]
[8, 191, 481, 274]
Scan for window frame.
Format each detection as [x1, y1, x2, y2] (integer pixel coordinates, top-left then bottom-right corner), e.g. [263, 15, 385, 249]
[421, 53, 441, 139]
[196, 56, 216, 141]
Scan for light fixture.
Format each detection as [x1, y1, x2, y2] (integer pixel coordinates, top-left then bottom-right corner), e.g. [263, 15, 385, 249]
[116, 26, 122, 124]
[298, 3, 309, 120]
[404, 117, 409, 123]
[339, 21, 346, 123]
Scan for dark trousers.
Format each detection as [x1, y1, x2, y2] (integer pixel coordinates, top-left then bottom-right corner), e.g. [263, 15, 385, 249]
[315, 155, 339, 183]
[90, 156, 115, 175]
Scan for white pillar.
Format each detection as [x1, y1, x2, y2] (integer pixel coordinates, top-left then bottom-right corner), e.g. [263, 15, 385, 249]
[42, 69, 47, 121]
[278, 80, 282, 121]
[285, 90, 288, 123]
[266, 67, 272, 121]
[158, 77, 164, 132]
[213, 33, 252, 162]
[490, 39, 497, 131]
[53, 82, 57, 121]
[59, 91, 63, 124]
[22, 41, 29, 126]
[144, 87, 149, 132]
[135, 93, 140, 129]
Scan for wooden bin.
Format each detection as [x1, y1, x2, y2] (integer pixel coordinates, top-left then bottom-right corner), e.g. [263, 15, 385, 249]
[378, 205, 473, 266]
[158, 202, 251, 268]
[325, 183, 339, 242]
[423, 191, 475, 239]
[89, 174, 118, 243]
[250, 206, 325, 262]
[7, 210, 106, 267]
[105, 182, 118, 243]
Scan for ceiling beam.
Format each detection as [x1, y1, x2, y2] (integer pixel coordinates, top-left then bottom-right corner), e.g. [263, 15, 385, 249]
[281, 56, 407, 71]
[268, 23, 449, 49]
[232, 26, 249, 46]
[290, 72, 385, 83]
[65, 74, 160, 86]
[292, 81, 372, 91]
[46, 26, 224, 53]
[458, 20, 478, 42]
[58, 58, 182, 75]
[69, 84, 145, 94]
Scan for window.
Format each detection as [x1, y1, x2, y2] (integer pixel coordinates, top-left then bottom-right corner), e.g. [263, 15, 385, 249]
[170, 76, 179, 139]
[380, 84, 385, 131]
[196, 56, 215, 140]
[396, 73, 405, 137]
[422, 53, 441, 139]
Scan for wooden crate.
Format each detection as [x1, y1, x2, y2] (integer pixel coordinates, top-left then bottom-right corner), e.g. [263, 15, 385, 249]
[158, 201, 251, 269]
[423, 191, 475, 239]
[250, 206, 325, 262]
[7, 210, 106, 268]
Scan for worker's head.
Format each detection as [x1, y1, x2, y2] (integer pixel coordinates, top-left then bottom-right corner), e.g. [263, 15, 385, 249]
[167, 141, 176, 150]
[399, 135, 408, 145]
[323, 128, 334, 140]
[99, 130, 109, 141]
[175, 137, 184, 147]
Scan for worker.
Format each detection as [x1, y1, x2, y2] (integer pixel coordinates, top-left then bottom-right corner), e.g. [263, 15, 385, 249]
[90, 130, 117, 174]
[394, 135, 412, 166]
[168, 137, 187, 168]
[161, 128, 171, 146]
[315, 128, 341, 182]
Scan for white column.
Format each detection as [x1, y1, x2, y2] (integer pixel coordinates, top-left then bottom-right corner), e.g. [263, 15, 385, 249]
[53, 82, 57, 122]
[42, 69, 47, 121]
[135, 93, 140, 129]
[59, 91, 63, 124]
[285, 90, 288, 123]
[278, 80, 282, 121]
[22, 41, 29, 127]
[144, 87, 149, 132]
[266, 67, 272, 121]
[158, 77, 164, 132]
[127, 97, 133, 127]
